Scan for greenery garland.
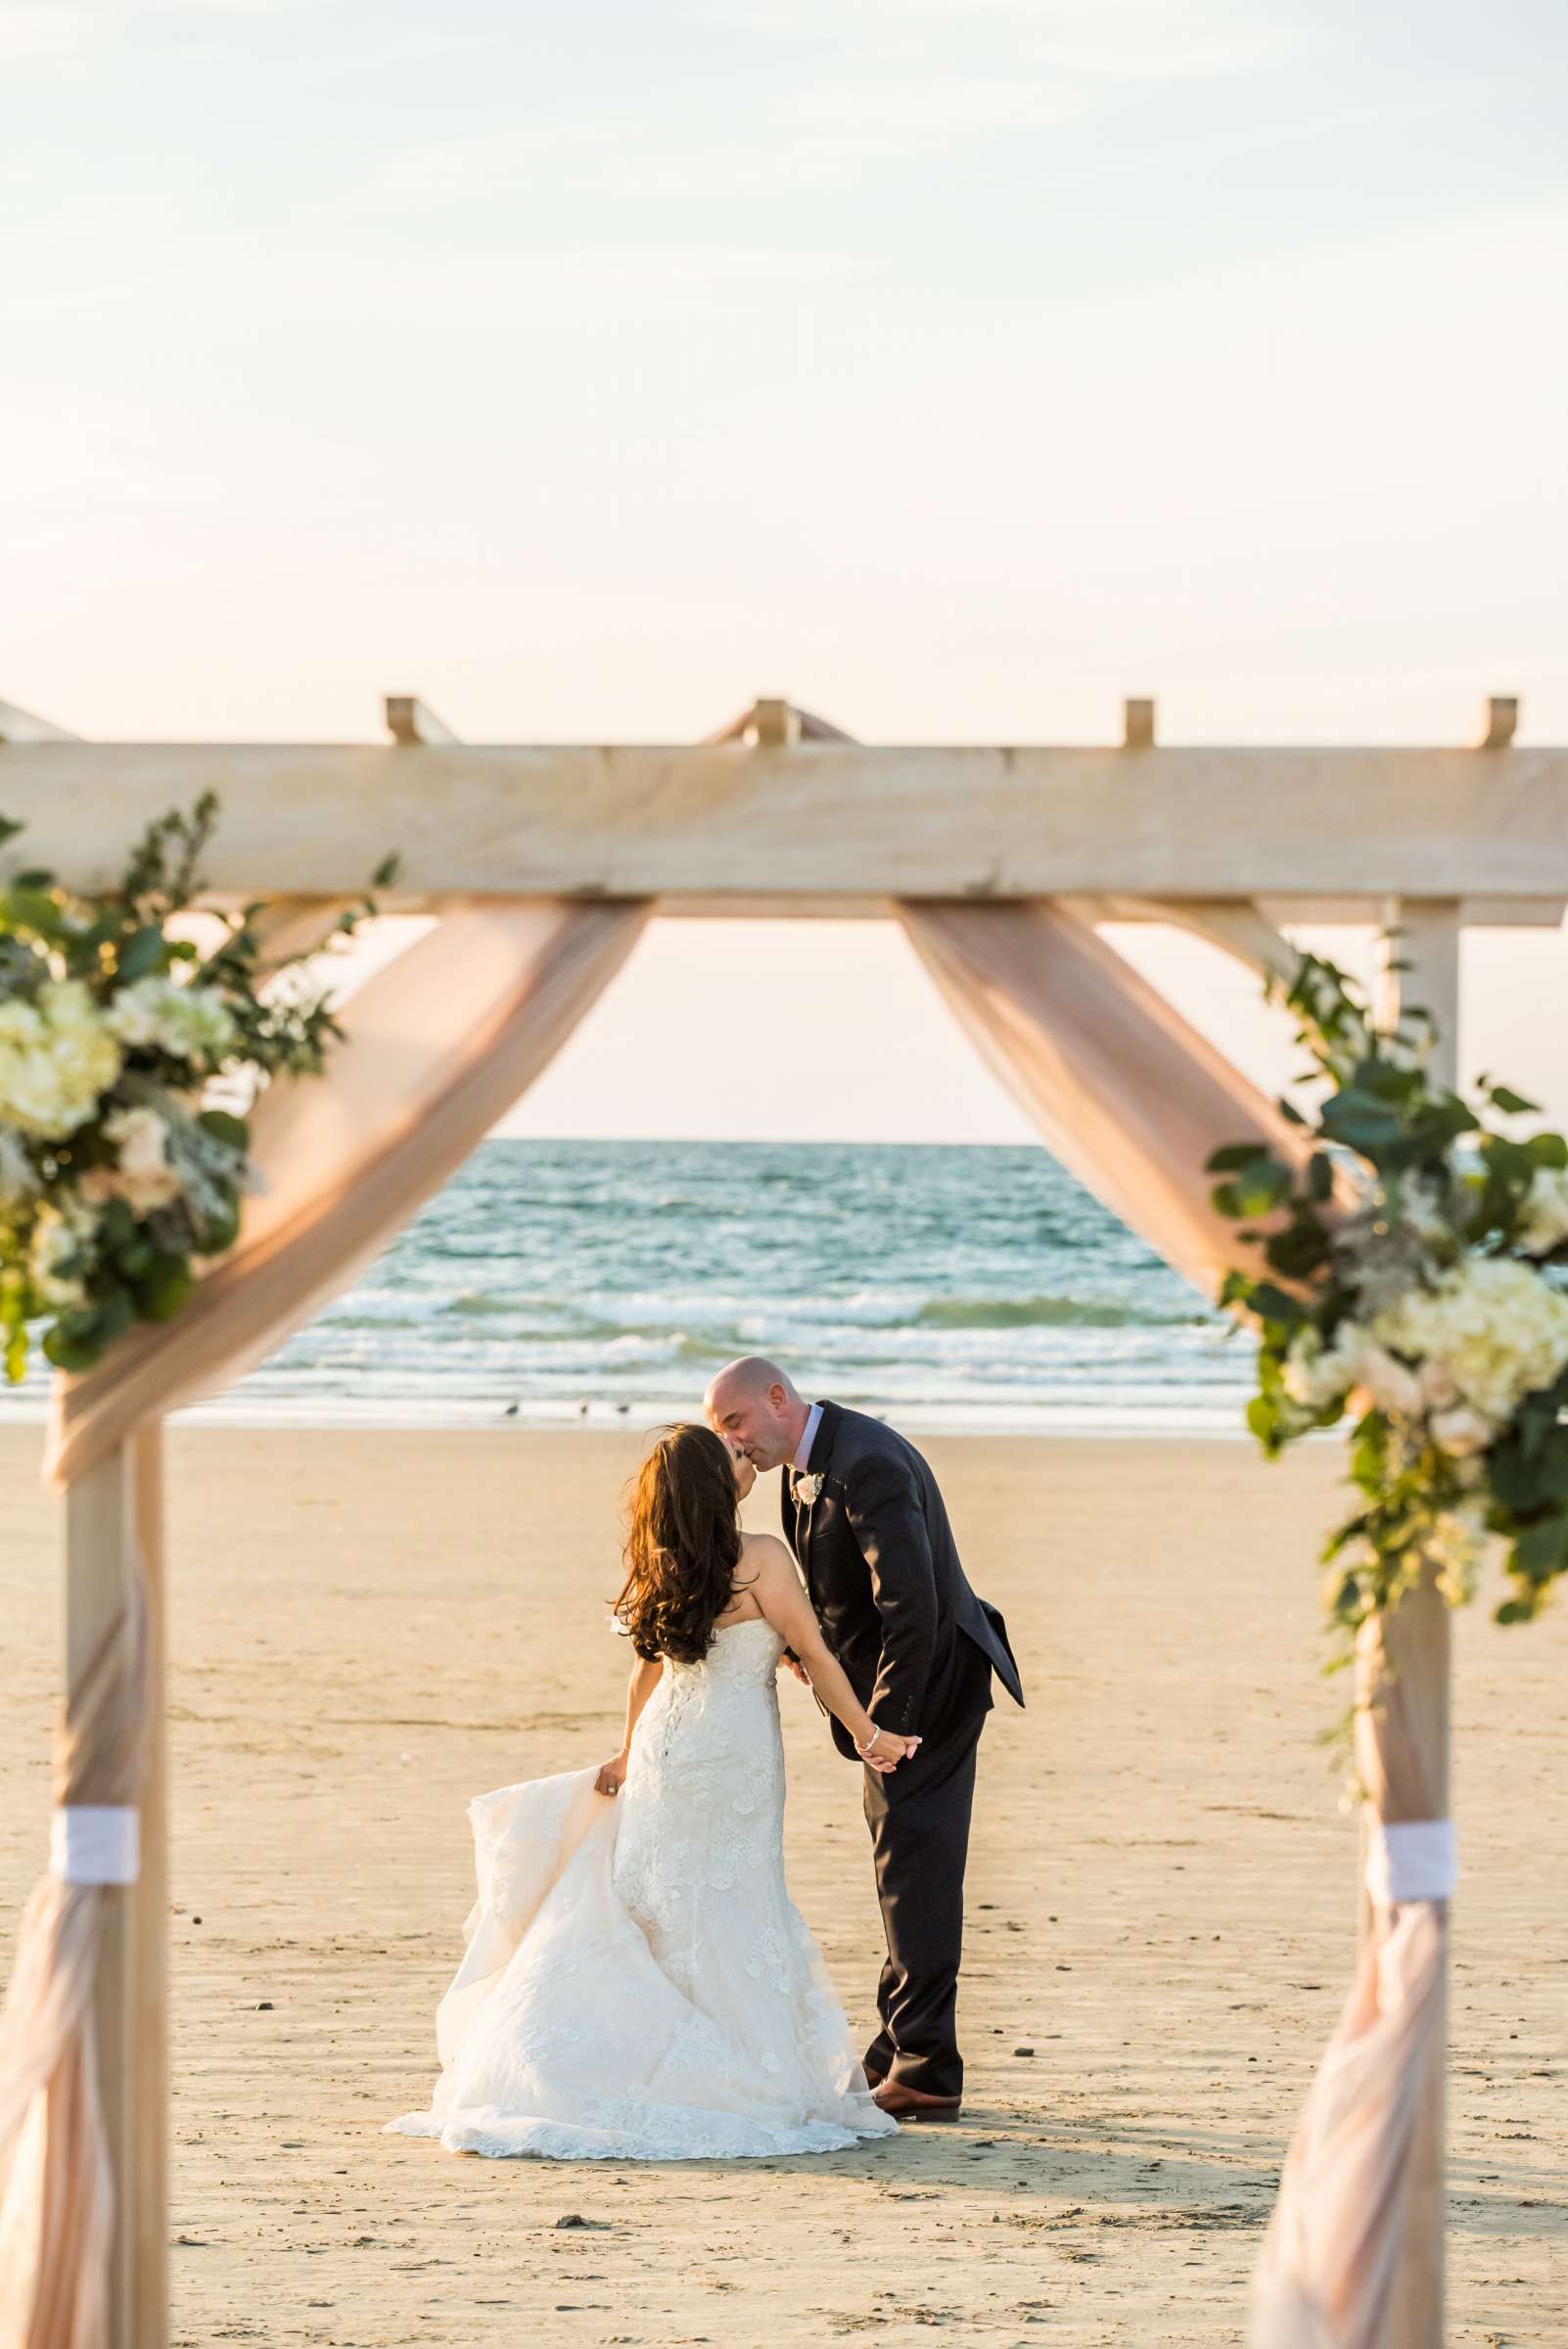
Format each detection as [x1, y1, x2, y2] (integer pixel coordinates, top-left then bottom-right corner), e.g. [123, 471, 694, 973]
[1213, 949, 1568, 1641]
[0, 795, 395, 1378]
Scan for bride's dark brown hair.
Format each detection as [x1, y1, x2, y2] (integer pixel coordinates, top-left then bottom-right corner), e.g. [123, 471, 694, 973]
[615, 1422, 747, 1665]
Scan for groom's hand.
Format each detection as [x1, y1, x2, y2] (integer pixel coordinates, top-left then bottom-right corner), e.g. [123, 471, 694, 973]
[778, 1652, 811, 1685]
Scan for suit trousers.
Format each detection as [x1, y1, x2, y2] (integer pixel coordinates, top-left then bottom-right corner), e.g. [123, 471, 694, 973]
[860, 1693, 988, 2100]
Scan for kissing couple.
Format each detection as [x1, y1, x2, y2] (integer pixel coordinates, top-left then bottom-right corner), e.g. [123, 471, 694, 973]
[389, 1359, 1023, 2159]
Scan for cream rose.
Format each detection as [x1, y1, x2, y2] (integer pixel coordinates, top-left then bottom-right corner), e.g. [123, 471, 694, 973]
[103, 1105, 183, 1215]
[1517, 1166, 1568, 1259]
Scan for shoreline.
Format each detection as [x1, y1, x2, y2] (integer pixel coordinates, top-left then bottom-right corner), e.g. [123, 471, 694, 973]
[0, 1395, 1262, 1441]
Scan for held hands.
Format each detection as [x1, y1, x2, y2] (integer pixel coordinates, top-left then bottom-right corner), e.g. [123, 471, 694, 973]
[858, 1727, 922, 1775]
[778, 1653, 811, 1685]
[595, 1751, 629, 1798]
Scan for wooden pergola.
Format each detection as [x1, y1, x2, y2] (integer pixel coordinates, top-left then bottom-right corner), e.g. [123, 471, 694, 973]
[3, 686, 1563, 2349]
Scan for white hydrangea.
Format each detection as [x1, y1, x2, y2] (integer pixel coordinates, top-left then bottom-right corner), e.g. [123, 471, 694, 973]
[0, 982, 122, 1138]
[0, 1128, 37, 1203]
[1373, 1256, 1568, 1425]
[1425, 1497, 1492, 1607]
[101, 1104, 183, 1216]
[1427, 1402, 1499, 1457]
[27, 1199, 99, 1309]
[1517, 1165, 1568, 1259]
[107, 976, 237, 1064]
[1283, 1320, 1422, 1417]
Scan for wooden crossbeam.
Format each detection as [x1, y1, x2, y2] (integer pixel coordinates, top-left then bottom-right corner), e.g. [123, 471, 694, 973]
[2, 741, 1566, 902]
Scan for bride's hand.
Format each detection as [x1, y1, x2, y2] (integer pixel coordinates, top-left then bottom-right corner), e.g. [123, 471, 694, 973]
[595, 1751, 629, 1797]
[859, 1727, 922, 1774]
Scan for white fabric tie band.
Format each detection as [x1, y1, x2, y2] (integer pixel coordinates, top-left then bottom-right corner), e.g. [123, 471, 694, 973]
[49, 1805, 140, 1886]
[1364, 1818, 1456, 1907]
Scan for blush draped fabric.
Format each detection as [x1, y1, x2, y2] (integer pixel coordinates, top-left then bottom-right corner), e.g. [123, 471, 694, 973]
[44, 898, 650, 1492]
[5, 898, 648, 2349]
[896, 898, 1315, 1300]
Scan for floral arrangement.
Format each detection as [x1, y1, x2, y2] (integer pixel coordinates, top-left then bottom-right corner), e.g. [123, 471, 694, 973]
[0, 793, 394, 1377]
[1212, 950, 1568, 1636]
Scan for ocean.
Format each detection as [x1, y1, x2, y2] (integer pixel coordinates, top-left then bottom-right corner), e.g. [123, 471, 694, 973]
[3, 1139, 1257, 1436]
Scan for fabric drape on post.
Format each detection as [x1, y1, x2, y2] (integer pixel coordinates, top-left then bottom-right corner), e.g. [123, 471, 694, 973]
[896, 898, 1314, 1299]
[0, 1497, 148, 2349]
[1, 897, 648, 2349]
[44, 898, 649, 1490]
[1248, 1574, 1453, 2349]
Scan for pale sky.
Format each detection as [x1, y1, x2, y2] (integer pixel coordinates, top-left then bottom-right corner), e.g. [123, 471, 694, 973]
[5, 2, 1566, 1141]
[334, 914, 1568, 1141]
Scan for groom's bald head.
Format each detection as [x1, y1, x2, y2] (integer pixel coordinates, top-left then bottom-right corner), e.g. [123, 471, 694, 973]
[704, 1356, 809, 1472]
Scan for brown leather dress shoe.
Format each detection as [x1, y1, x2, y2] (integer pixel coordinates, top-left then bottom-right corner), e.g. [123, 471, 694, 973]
[871, 2079, 963, 2121]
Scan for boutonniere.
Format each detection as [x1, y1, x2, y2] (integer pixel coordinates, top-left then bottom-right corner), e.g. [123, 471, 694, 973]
[793, 1472, 824, 1505]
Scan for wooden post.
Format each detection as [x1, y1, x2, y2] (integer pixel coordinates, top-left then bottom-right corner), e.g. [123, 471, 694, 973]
[1479, 695, 1518, 749]
[1123, 697, 1156, 750]
[132, 1425, 168, 2347]
[750, 699, 802, 750]
[1370, 893, 1461, 2348]
[65, 1444, 141, 2349]
[385, 695, 460, 747]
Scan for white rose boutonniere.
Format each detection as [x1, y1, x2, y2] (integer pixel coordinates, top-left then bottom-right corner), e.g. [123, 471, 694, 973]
[793, 1472, 824, 1505]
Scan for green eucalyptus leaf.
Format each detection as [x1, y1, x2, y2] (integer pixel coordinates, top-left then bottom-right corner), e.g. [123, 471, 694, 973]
[118, 924, 167, 982]
[197, 1203, 241, 1255]
[42, 1312, 106, 1371]
[197, 1108, 250, 1153]
[5, 887, 68, 940]
[133, 1255, 194, 1321]
[1510, 1515, 1568, 1584]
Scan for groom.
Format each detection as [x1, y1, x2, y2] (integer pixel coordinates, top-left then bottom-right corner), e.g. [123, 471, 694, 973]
[705, 1358, 1023, 2120]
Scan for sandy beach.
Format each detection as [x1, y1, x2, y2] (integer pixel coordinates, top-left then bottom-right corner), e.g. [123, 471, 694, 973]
[1, 1423, 1563, 2348]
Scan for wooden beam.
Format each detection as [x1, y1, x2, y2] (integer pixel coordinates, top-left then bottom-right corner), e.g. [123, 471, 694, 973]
[2, 742, 1567, 899]
[1366, 899, 1460, 2347]
[0, 696, 80, 744]
[1079, 894, 1299, 986]
[703, 699, 855, 745]
[1376, 897, 1462, 1089]
[131, 1427, 168, 2348]
[385, 696, 460, 747]
[1479, 695, 1518, 750]
[751, 698, 802, 750]
[65, 1445, 140, 2349]
[1123, 698, 1156, 750]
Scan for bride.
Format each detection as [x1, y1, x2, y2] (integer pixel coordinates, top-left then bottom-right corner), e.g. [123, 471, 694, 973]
[387, 1422, 916, 2160]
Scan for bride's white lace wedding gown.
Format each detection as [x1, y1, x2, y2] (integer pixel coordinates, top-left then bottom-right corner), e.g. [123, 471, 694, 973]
[388, 1616, 897, 2159]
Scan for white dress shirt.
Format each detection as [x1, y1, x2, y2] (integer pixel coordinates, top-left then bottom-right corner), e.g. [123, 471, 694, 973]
[791, 1401, 823, 1476]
